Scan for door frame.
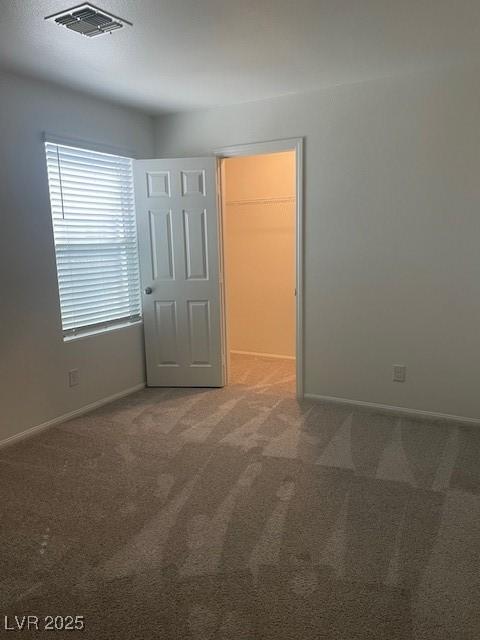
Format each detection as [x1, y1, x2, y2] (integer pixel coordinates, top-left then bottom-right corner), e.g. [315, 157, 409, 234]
[214, 138, 304, 399]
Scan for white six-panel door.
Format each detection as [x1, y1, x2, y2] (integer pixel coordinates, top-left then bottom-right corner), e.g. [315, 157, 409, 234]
[133, 158, 224, 387]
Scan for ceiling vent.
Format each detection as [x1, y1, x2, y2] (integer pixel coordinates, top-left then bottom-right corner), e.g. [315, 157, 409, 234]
[45, 3, 132, 37]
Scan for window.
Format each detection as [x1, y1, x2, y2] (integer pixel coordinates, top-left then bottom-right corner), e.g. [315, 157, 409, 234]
[45, 142, 141, 338]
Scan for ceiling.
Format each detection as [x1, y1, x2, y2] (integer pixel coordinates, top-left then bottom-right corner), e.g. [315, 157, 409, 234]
[1, 0, 480, 114]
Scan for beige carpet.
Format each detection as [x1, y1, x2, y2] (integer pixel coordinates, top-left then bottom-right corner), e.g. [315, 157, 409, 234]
[1, 354, 479, 639]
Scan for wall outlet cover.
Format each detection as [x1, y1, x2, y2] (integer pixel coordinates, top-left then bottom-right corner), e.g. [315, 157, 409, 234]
[68, 369, 80, 387]
[392, 364, 406, 383]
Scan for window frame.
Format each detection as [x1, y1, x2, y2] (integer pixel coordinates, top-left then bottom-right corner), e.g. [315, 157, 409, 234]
[44, 134, 143, 340]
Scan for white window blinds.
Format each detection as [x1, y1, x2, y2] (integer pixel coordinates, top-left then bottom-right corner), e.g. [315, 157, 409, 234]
[45, 142, 141, 337]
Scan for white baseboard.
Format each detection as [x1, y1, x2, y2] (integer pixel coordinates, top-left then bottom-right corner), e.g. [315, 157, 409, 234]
[303, 393, 480, 426]
[231, 350, 295, 361]
[0, 383, 146, 450]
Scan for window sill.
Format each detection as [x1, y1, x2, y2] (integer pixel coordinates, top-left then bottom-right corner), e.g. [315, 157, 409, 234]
[63, 319, 143, 343]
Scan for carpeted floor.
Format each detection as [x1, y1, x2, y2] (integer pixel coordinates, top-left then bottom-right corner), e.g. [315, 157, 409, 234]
[1, 353, 479, 639]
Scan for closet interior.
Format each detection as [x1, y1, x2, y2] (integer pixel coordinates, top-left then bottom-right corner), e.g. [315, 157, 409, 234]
[222, 151, 296, 386]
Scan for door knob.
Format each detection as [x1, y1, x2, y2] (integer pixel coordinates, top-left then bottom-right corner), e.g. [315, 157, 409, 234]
[144, 287, 153, 295]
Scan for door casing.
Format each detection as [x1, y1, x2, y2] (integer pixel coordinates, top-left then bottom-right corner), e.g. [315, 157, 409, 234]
[214, 138, 304, 399]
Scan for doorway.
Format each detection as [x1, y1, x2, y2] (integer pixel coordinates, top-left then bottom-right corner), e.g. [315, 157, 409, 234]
[133, 139, 303, 395]
[216, 139, 303, 398]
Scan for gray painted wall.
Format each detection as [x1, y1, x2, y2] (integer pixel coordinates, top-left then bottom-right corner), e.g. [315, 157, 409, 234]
[0, 70, 154, 442]
[155, 65, 480, 419]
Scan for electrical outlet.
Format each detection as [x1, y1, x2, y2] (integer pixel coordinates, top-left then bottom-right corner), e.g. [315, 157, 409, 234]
[68, 369, 80, 387]
[392, 364, 406, 383]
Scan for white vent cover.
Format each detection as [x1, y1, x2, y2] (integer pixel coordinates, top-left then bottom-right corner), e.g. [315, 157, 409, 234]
[45, 3, 132, 37]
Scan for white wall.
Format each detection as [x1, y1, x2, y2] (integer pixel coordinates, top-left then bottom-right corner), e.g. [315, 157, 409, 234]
[155, 65, 480, 420]
[0, 70, 154, 442]
[223, 152, 296, 358]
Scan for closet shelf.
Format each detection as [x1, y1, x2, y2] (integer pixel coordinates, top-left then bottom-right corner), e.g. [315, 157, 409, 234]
[225, 196, 295, 206]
